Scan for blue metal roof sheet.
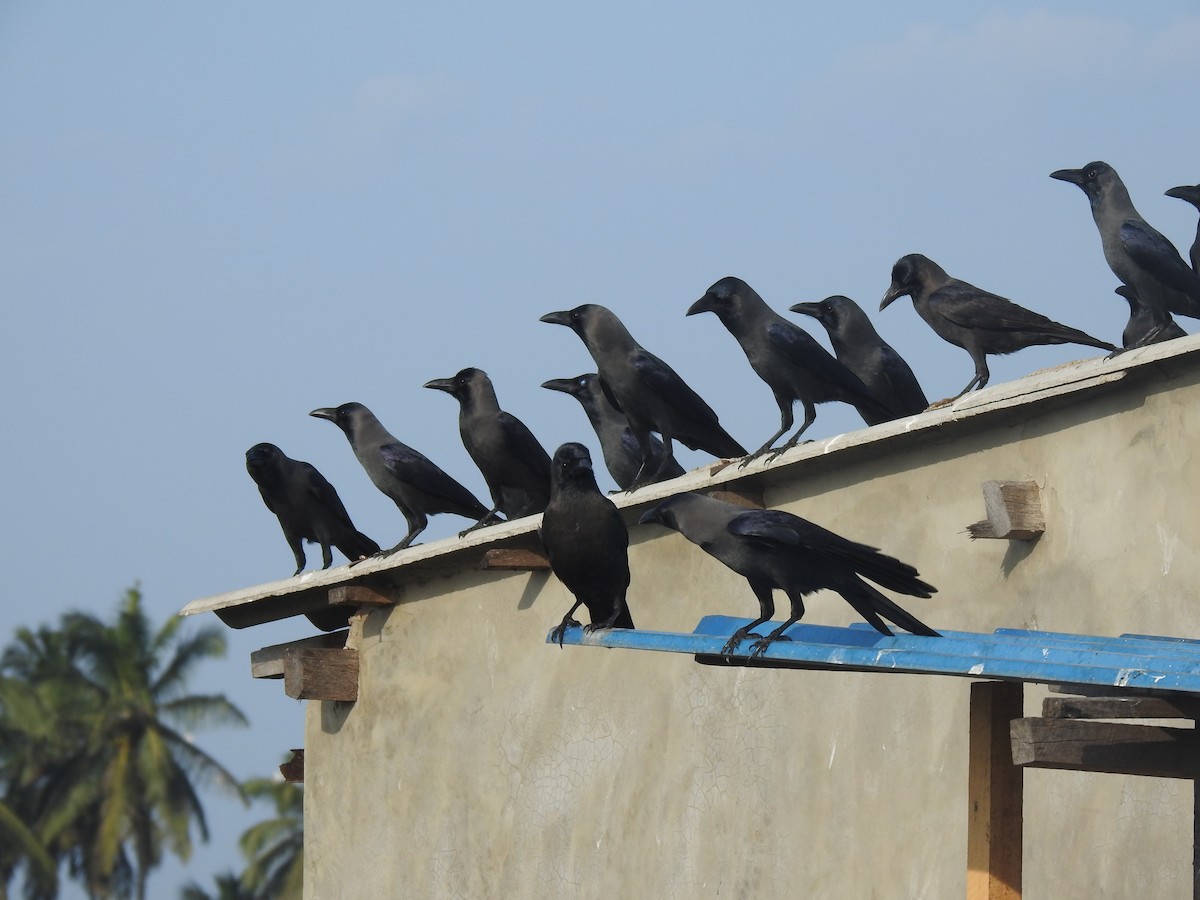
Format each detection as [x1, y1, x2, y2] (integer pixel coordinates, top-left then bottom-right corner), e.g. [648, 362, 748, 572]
[547, 615, 1200, 694]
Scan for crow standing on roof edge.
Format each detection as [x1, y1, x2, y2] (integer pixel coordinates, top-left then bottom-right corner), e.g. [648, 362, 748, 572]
[245, 442, 381, 575]
[880, 253, 1116, 398]
[424, 367, 552, 534]
[310, 402, 491, 552]
[688, 277, 896, 466]
[540, 304, 746, 487]
[541, 373, 686, 490]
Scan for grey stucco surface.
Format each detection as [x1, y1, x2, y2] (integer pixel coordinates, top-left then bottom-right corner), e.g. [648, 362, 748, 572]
[301, 359, 1200, 899]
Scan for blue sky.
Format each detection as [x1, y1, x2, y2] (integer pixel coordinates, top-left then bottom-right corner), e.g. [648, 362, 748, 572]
[2, 3, 1199, 895]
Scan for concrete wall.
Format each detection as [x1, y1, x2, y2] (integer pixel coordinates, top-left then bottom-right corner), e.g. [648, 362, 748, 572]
[302, 356, 1200, 899]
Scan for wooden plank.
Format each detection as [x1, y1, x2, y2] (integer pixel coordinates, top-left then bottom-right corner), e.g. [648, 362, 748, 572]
[479, 548, 550, 571]
[968, 481, 1044, 540]
[279, 749, 304, 783]
[283, 647, 359, 702]
[1043, 695, 1200, 720]
[968, 681, 1023, 900]
[1010, 718, 1200, 779]
[250, 630, 349, 679]
[704, 488, 764, 509]
[328, 585, 395, 607]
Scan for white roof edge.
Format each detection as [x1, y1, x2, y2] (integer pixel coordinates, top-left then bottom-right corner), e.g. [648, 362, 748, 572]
[180, 334, 1200, 622]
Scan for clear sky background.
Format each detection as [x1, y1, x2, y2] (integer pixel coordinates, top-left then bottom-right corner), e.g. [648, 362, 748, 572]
[2, 2, 1198, 895]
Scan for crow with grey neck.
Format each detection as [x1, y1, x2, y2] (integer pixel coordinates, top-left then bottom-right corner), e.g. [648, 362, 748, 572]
[1051, 162, 1200, 319]
[310, 402, 490, 551]
[790, 294, 928, 419]
[688, 277, 894, 464]
[246, 442, 381, 575]
[541, 373, 686, 490]
[881, 254, 1115, 397]
[638, 493, 938, 659]
[542, 442, 634, 646]
[1114, 284, 1187, 350]
[424, 367, 552, 533]
[1164, 183, 1200, 274]
[540, 304, 746, 487]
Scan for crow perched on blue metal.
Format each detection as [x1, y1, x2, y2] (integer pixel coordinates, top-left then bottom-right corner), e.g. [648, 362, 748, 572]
[881, 253, 1116, 397]
[245, 442, 380, 575]
[790, 294, 928, 419]
[1052, 162, 1200, 319]
[541, 373, 685, 490]
[688, 277, 895, 462]
[309, 402, 490, 551]
[638, 493, 938, 659]
[424, 367, 552, 533]
[541, 443, 633, 646]
[540, 304, 746, 487]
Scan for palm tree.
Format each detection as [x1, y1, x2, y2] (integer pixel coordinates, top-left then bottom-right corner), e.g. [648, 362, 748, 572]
[0, 587, 248, 900]
[238, 777, 303, 899]
[179, 870, 259, 900]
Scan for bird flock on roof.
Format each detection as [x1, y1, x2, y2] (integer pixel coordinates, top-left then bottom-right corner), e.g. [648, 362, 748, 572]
[244, 161, 1200, 657]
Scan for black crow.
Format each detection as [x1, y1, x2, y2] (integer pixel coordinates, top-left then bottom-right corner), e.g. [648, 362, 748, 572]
[687, 277, 895, 463]
[1114, 284, 1187, 350]
[541, 442, 634, 646]
[309, 402, 490, 551]
[1051, 162, 1200, 318]
[790, 294, 929, 419]
[1164, 183, 1200, 274]
[880, 254, 1115, 397]
[540, 304, 746, 487]
[638, 493, 938, 659]
[424, 367, 552, 533]
[541, 373, 686, 490]
[245, 442, 381, 575]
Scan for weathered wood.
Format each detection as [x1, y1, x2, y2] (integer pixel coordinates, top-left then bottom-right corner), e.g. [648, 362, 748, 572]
[283, 647, 359, 702]
[968, 681, 1024, 900]
[328, 585, 395, 607]
[1011, 718, 1200, 779]
[280, 749, 304, 783]
[251, 630, 349, 680]
[479, 548, 551, 571]
[1048, 682, 1194, 700]
[968, 480, 1044, 540]
[705, 488, 764, 509]
[1043, 695, 1200, 720]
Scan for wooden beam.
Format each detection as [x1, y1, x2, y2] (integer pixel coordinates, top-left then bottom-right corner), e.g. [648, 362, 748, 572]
[251, 630, 349, 680]
[1043, 695, 1200, 720]
[328, 585, 395, 607]
[967, 481, 1044, 540]
[480, 548, 551, 571]
[1011, 718, 1200, 779]
[283, 647, 359, 702]
[280, 749, 304, 784]
[705, 488, 764, 509]
[968, 681, 1023, 900]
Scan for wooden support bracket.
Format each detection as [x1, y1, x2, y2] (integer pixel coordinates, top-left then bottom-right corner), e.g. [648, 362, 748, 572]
[328, 585, 395, 607]
[705, 488, 765, 509]
[968, 481, 1045, 540]
[480, 548, 551, 571]
[251, 630, 349, 680]
[968, 681, 1023, 900]
[1011, 718, 1200, 779]
[284, 647, 359, 702]
[280, 749, 304, 783]
[1042, 695, 1200, 720]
